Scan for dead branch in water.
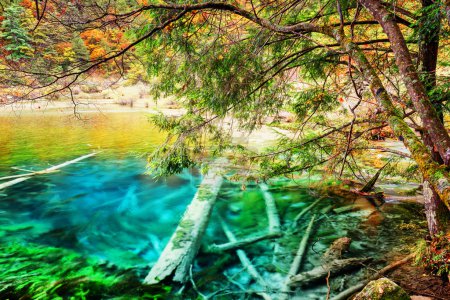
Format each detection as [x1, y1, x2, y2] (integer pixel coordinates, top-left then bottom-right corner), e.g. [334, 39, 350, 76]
[259, 183, 283, 266]
[279, 214, 316, 300]
[291, 198, 322, 228]
[219, 217, 273, 300]
[0, 152, 99, 190]
[259, 183, 281, 232]
[289, 257, 372, 287]
[205, 231, 282, 254]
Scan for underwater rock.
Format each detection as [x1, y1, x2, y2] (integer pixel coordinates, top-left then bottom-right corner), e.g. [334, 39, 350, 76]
[353, 277, 410, 300]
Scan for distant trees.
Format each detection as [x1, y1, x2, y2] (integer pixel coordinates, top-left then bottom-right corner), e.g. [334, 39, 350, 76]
[0, 3, 32, 61]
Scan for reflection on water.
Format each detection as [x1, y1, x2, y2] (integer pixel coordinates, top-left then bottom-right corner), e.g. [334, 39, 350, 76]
[0, 112, 200, 268]
[0, 112, 165, 169]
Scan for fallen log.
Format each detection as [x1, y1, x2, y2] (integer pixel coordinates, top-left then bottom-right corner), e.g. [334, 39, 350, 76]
[288, 257, 372, 287]
[144, 161, 224, 285]
[322, 237, 352, 264]
[333, 204, 357, 214]
[0, 152, 99, 190]
[279, 214, 316, 300]
[330, 253, 414, 300]
[259, 183, 281, 232]
[205, 231, 282, 254]
[259, 183, 283, 266]
[288, 214, 316, 276]
[291, 198, 322, 228]
[219, 218, 273, 300]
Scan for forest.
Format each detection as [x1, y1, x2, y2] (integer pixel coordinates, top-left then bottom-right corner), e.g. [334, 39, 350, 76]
[1, 0, 450, 299]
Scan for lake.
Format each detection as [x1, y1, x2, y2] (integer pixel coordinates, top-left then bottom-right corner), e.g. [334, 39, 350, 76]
[0, 111, 427, 299]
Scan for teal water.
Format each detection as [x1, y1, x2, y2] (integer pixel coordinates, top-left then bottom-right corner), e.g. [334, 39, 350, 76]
[0, 111, 428, 299]
[0, 112, 201, 269]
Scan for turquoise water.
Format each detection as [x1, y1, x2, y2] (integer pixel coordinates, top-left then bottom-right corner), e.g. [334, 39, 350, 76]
[0, 112, 201, 269]
[0, 111, 427, 299]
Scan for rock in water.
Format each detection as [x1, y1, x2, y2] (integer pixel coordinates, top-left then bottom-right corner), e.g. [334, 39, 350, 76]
[354, 277, 410, 300]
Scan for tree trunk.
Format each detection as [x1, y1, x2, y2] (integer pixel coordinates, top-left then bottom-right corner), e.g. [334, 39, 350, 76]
[417, 3, 450, 235]
[423, 181, 450, 234]
[333, 30, 450, 210]
[144, 162, 224, 284]
[359, 0, 450, 164]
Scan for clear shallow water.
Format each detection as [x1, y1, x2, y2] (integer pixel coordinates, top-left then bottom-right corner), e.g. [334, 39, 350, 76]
[0, 111, 427, 299]
[0, 112, 201, 269]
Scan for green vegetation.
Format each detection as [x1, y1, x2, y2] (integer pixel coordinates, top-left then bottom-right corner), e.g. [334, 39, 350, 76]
[0, 242, 172, 299]
[0, 3, 33, 61]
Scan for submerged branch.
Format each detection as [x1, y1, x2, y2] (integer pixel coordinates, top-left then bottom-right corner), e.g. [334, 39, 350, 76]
[219, 217, 273, 300]
[205, 231, 282, 254]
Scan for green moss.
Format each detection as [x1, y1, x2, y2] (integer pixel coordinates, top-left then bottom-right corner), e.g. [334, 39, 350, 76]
[197, 187, 214, 201]
[172, 219, 195, 249]
[354, 278, 410, 300]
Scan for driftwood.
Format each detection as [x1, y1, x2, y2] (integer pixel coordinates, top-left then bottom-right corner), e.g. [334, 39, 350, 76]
[144, 162, 224, 285]
[291, 198, 322, 228]
[0, 152, 99, 190]
[259, 183, 281, 232]
[205, 231, 282, 253]
[288, 214, 316, 276]
[288, 257, 372, 287]
[219, 218, 273, 300]
[259, 183, 283, 266]
[279, 214, 316, 300]
[330, 253, 414, 300]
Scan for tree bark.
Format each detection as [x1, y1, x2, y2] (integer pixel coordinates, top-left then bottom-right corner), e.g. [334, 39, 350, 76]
[417, 2, 450, 235]
[423, 181, 450, 234]
[333, 30, 450, 210]
[359, 0, 450, 164]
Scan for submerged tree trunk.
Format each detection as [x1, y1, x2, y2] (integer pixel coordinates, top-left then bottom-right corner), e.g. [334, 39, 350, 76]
[144, 162, 224, 284]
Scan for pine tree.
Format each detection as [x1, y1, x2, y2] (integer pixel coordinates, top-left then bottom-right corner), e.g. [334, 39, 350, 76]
[72, 33, 90, 63]
[0, 3, 33, 61]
